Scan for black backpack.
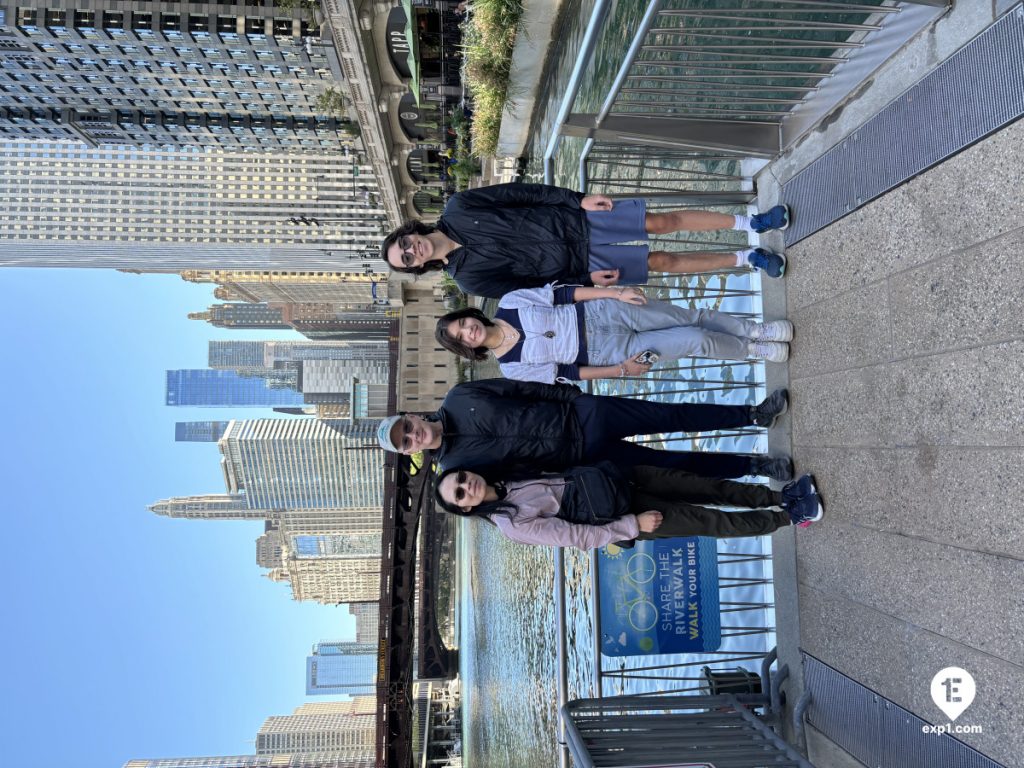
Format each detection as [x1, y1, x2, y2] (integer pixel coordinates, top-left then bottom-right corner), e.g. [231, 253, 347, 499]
[556, 461, 633, 526]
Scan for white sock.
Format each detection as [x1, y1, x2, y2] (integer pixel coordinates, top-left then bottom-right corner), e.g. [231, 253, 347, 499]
[733, 214, 752, 232]
[735, 250, 750, 267]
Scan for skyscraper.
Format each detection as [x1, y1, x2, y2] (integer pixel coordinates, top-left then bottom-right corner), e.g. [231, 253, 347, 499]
[166, 369, 303, 407]
[151, 418, 386, 603]
[349, 603, 380, 645]
[306, 641, 376, 696]
[175, 421, 230, 442]
[191, 303, 288, 329]
[256, 702, 375, 757]
[208, 341, 266, 369]
[183, 270, 395, 307]
[221, 419, 382, 509]
[0, 143, 387, 270]
[0, 4, 348, 150]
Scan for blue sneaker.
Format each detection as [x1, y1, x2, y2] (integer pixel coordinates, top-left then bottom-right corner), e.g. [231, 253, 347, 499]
[782, 474, 824, 528]
[751, 204, 791, 233]
[746, 248, 787, 279]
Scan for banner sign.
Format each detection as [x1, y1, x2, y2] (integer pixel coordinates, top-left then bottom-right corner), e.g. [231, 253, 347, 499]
[599, 537, 721, 655]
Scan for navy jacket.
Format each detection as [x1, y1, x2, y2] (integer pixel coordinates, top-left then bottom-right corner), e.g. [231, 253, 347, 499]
[438, 183, 591, 298]
[432, 378, 585, 477]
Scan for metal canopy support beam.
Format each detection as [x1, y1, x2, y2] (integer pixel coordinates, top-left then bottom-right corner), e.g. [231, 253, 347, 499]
[563, 113, 780, 157]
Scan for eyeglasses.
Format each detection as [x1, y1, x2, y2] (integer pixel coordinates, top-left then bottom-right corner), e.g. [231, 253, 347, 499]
[453, 471, 469, 502]
[397, 235, 415, 267]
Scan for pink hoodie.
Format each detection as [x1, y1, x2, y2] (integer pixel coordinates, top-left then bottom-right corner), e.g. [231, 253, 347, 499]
[489, 478, 639, 550]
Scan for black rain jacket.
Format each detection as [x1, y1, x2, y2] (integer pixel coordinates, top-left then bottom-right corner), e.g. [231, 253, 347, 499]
[432, 378, 586, 477]
[437, 183, 592, 298]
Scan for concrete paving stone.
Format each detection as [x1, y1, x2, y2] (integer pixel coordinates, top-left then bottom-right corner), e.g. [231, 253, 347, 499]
[788, 447, 899, 530]
[784, 209, 894, 312]
[906, 630, 1024, 767]
[888, 227, 1024, 359]
[886, 340, 1024, 447]
[900, 120, 1024, 259]
[784, 113, 1024, 313]
[797, 523, 1024, 664]
[785, 184, 946, 312]
[788, 282, 893, 379]
[789, 365, 897, 448]
[892, 447, 1024, 560]
[797, 584, 915, 707]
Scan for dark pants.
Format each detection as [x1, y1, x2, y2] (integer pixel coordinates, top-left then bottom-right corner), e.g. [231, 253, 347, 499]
[629, 466, 789, 539]
[573, 393, 756, 478]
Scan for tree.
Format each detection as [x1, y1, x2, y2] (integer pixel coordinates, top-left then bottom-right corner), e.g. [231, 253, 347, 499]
[315, 86, 349, 116]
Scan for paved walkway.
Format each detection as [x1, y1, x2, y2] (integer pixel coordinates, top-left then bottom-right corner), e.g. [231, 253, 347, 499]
[758, 4, 1024, 763]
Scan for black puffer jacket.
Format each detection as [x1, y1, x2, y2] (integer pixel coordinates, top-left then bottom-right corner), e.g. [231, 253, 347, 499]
[438, 183, 592, 298]
[433, 378, 585, 477]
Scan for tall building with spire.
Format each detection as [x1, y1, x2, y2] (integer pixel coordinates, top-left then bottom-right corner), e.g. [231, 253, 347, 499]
[190, 303, 289, 329]
[150, 418, 386, 602]
[191, 303, 397, 341]
[182, 270, 396, 307]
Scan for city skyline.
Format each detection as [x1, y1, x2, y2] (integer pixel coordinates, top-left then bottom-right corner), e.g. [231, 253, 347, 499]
[3, 267, 368, 768]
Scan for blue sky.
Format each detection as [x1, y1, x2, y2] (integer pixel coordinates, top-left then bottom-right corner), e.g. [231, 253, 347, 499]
[1, 268, 354, 767]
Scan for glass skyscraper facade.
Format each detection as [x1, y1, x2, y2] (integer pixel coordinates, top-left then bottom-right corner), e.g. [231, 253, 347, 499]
[208, 341, 265, 369]
[305, 641, 376, 696]
[166, 369, 304, 407]
[175, 421, 230, 442]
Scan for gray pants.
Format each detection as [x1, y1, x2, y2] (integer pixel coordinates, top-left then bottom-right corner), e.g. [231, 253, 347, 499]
[584, 299, 757, 364]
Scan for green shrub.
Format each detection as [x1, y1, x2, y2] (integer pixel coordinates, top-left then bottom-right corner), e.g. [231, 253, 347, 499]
[461, 0, 525, 156]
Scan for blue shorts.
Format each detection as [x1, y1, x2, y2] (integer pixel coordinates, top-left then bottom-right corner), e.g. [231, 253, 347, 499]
[585, 198, 649, 284]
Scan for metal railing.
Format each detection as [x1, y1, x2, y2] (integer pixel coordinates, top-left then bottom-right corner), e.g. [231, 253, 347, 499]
[562, 686, 816, 768]
[544, 0, 950, 186]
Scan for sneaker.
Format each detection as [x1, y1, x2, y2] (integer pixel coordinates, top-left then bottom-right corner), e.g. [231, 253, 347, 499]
[750, 204, 791, 233]
[746, 247, 787, 278]
[752, 320, 794, 342]
[782, 474, 824, 527]
[750, 388, 789, 428]
[748, 341, 789, 363]
[749, 455, 794, 482]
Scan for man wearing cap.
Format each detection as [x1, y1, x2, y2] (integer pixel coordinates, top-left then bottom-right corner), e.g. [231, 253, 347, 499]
[377, 378, 792, 481]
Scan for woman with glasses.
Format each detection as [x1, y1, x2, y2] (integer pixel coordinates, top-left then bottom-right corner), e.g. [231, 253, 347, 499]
[435, 283, 794, 383]
[380, 183, 790, 299]
[435, 463, 824, 551]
